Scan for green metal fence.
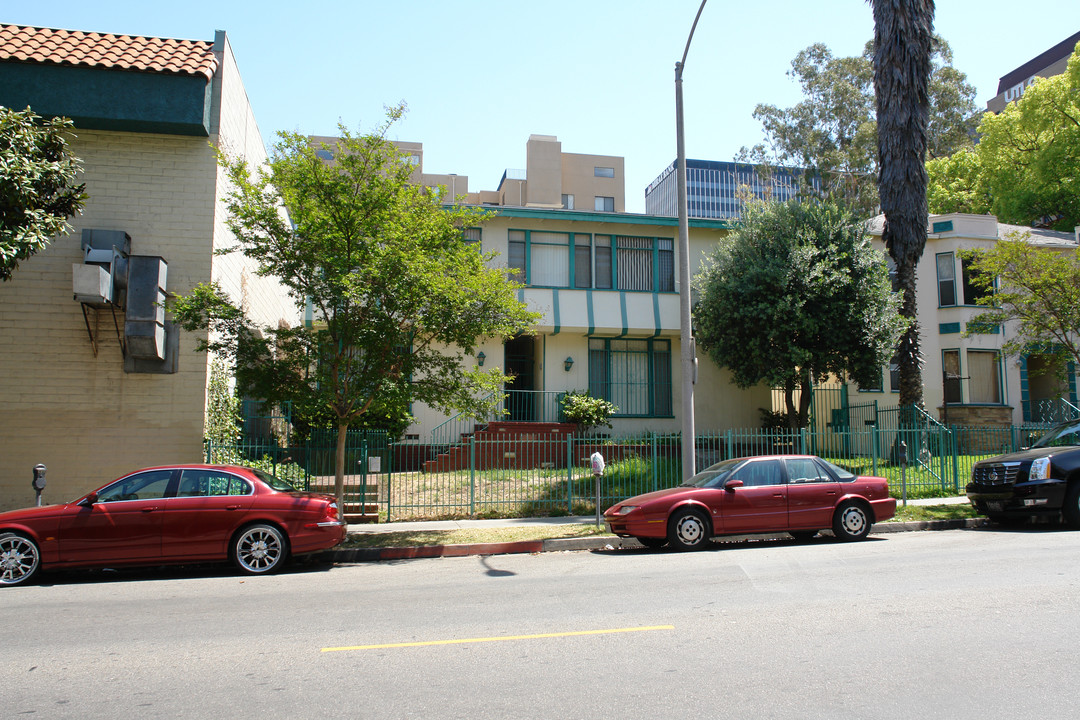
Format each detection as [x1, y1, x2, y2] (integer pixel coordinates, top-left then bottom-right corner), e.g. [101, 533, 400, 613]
[208, 412, 1075, 522]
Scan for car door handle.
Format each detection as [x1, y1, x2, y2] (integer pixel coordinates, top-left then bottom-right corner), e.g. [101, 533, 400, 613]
[141, 507, 159, 513]
[225, 505, 242, 511]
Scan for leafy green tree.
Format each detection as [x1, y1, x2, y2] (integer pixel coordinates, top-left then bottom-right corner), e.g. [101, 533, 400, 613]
[693, 200, 904, 428]
[742, 34, 975, 217]
[174, 107, 539, 509]
[963, 233, 1080, 379]
[0, 106, 85, 281]
[871, 0, 936, 410]
[928, 42, 1080, 231]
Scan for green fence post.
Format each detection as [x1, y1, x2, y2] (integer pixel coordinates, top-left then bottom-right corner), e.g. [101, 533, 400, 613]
[725, 429, 733, 460]
[651, 433, 659, 493]
[871, 425, 879, 477]
[567, 434, 573, 515]
[469, 435, 476, 516]
[387, 440, 394, 523]
[951, 426, 960, 493]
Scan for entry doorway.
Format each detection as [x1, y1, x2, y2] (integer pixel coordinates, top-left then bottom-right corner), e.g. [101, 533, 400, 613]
[504, 335, 536, 421]
[1026, 354, 1072, 422]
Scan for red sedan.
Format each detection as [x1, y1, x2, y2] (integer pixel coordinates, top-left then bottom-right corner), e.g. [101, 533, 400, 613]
[0, 464, 347, 586]
[604, 455, 896, 550]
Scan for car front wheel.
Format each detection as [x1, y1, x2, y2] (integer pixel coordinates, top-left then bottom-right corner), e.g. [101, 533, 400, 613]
[668, 509, 711, 551]
[233, 524, 288, 575]
[832, 502, 871, 541]
[0, 532, 40, 587]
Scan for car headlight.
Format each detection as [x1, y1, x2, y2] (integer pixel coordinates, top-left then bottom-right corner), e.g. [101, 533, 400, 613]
[1029, 457, 1051, 481]
[616, 505, 639, 515]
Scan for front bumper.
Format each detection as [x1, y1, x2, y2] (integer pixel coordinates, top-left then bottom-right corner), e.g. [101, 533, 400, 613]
[967, 479, 1068, 517]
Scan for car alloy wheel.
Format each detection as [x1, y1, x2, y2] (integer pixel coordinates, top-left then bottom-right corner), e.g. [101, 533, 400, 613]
[833, 502, 871, 541]
[233, 524, 287, 575]
[0, 533, 40, 587]
[668, 509, 710, 551]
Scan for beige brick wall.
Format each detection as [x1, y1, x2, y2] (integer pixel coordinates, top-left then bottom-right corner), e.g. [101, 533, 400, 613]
[0, 130, 217, 509]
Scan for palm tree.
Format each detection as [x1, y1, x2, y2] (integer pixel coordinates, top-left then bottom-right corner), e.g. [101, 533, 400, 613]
[870, 0, 935, 408]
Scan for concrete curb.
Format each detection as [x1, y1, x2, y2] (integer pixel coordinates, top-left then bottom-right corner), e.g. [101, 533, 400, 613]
[323, 518, 990, 563]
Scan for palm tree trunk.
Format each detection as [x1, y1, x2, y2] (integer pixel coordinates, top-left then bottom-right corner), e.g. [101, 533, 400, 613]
[871, 0, 935, 409]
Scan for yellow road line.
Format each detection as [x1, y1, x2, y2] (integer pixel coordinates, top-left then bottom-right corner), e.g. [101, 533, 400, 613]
[321, 625, 675, 653]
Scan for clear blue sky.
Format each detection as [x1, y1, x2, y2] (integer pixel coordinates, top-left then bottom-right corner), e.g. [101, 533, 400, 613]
[7, 1, 1080, 212]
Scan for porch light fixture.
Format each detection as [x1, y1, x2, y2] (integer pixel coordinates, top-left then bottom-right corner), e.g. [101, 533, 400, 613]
[564, 356, 574, 372]
[477, 351, 486, 367]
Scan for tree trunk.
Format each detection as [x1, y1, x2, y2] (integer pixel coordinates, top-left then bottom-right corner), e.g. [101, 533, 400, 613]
[797, 370, 813, 429]
[872, 0, 934, 411]
[334, 422, 348, 516]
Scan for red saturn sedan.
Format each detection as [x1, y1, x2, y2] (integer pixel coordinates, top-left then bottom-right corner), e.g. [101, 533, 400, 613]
[604, 455, 896, 550]
[0, 464, 347, 587]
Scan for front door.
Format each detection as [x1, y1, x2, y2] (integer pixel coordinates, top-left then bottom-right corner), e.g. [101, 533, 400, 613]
[718, 459, 788, 533]
[505, 335, 536, 421]
[58, 468, 175, 564]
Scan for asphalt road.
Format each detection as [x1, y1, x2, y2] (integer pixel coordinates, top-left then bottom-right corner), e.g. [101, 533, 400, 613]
[3, 526, 1078, 719]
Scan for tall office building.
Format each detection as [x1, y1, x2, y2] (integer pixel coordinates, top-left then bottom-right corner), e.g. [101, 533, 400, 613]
[644, 159, 811, 220]
[986, 30, 1080, 113]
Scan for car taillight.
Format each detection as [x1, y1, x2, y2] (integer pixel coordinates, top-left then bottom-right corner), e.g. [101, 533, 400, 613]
[327, 502, 339, 519]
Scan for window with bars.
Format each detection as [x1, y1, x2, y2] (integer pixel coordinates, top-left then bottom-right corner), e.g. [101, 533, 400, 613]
[507, 230, 674, 292]
[588, 338, 672, 417]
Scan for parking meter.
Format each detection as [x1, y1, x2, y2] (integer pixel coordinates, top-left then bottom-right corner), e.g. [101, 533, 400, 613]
[898, 441, 908, 507]
[32, 464, 46, 506]
[591, 452, 605, 527]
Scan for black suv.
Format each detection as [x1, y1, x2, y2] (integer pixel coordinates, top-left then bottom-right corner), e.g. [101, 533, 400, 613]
[967, 421, 1080, 525]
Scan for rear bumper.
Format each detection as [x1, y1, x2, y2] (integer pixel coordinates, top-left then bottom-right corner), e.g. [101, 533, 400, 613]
[872, 497, 898, 522]
[290, 520, 348, 555]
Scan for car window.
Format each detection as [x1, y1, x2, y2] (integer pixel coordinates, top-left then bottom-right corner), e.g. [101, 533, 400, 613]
[97, 470, 174, 502]
[731, 459, 783, 487]
[817, 458, 856, 482]
[178, 470, 252, 497]
[786, 458, 829, 484]
[682, 458, 743, 488]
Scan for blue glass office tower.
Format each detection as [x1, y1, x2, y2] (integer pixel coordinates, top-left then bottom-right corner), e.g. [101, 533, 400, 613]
[645, 159, 814, 220]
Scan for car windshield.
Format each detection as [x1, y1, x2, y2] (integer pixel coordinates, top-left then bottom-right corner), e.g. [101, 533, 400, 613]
[682, 458, 744, 488]
[1033, 422, 1080, 448]
[250, 468, 300, 492]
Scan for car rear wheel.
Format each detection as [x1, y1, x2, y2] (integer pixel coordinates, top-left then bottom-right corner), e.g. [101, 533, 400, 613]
[667, 509, 711, 551]
[832, 502, 871, 541]
[233, 524, 288, 575]
[0, 532, 40, 587]
[635, 536, 668, 549]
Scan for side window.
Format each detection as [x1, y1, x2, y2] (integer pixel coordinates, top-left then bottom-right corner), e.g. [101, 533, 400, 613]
[786, 458, 828, 484]
[733, 460, 783, 487]
[97, 470, 174, 502]
[178, 470, 252, 498]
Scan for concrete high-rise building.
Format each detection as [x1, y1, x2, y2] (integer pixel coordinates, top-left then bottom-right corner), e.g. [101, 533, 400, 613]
[986, 30, 1080, 113]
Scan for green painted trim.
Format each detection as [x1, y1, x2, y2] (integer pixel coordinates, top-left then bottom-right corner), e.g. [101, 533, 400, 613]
[652, 293, 662, 337]
[587, 290, 595, 335]
[965, 321, 1001, 335]
[932, 220, 954, 233]
[487, 205, 733, 229]
[939, 322, 961, 334]
[0, 62, 213, 136]
[551, 288, 560, 335]
[619, 292, 629, 337]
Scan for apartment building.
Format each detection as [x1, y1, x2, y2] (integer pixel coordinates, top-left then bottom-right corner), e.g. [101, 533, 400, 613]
[848, 213, 1080, 427]
[0, 25, 297, 509]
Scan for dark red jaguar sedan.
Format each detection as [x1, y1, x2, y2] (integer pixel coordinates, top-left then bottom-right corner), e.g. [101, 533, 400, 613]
[0, 464, 347, 587]
[604, 455, 896, 550]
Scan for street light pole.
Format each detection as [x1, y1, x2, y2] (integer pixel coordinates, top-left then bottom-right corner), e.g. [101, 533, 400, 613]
[676, 0, 707, 480]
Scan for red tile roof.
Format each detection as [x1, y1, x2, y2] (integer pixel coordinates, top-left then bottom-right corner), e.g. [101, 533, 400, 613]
[0, 24, 217, 81]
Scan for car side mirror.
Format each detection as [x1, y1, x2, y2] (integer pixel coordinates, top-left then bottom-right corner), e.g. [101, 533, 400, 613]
[78, 492, 98, 507]
[724, 479, 744, 492]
